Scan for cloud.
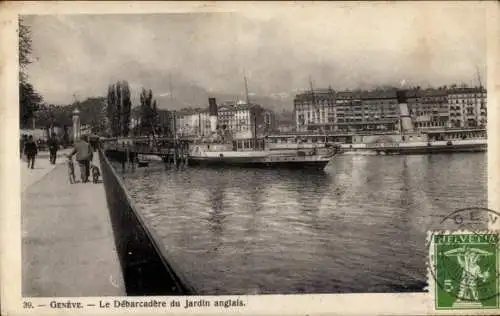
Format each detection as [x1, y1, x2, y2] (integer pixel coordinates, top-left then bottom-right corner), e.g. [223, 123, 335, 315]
[24, 3, 487, 107]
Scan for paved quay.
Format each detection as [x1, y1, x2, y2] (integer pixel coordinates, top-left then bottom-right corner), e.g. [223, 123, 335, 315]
[22, 152, 126, 297]
[21, 149, 71, 193]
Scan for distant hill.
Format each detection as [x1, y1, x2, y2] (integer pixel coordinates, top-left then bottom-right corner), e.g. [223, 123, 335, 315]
[113, 65, 295, 112]
[155, 90, 294, 113]
[275, 109, 295, 124]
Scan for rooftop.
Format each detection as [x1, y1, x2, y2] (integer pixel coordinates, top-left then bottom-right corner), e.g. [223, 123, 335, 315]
[295, 86, 487, 101]
[218, 102, 262, 111]
[174, 108, 208, 116]
[447, 87, 486, 94]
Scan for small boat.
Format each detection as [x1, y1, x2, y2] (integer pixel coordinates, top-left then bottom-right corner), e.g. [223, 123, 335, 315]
[188, 140, 337, 171]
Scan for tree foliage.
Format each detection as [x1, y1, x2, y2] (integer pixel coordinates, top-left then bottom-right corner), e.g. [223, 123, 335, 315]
[139, 88, 159, 136]
[106, 81, 132, 137]
[19, 17, 32, 76]
[19, 17, 42, 128]
[20, 81, 42, 127]
[33, 97, 107, 139]
[121, 83, 132, 137]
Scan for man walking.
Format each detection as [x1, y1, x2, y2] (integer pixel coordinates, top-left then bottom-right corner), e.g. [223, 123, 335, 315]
[47, 133, 59, 164]
[24, 135, 38, 169]
[69, 135, 93, 183]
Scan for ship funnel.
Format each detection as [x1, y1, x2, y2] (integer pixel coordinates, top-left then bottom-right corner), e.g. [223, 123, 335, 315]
[208, 97, 218, 133]
[397, 90, 414, 133]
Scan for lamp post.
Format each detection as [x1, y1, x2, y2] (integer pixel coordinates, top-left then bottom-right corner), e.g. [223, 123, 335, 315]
[72, 108, 80, 142]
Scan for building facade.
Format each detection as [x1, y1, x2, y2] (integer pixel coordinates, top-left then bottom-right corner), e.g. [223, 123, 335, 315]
[172, 100, 275, 139]
[293, 86, 487, 133]
[263, 109, 277, 133]
[357, 90, 399, 132]
[407, 89, 449, 129]
[294, 88, 336, 132]
[174, 109, 211, 137]
[217, 101, 273, 139]
[447, 87, 487, 128]
[294, 89, 400, 133]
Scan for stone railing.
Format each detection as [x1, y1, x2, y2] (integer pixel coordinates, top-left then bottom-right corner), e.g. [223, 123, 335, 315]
[99, 149, 196, 295]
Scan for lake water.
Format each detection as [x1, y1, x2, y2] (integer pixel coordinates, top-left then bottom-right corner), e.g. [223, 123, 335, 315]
[117, 153, 487, 295]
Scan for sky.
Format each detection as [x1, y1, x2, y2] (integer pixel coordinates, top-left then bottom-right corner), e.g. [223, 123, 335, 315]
[23, 3, 488, 108]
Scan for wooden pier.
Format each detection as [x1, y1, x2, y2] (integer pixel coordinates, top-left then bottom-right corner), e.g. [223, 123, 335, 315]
[102, 138, 191, 170]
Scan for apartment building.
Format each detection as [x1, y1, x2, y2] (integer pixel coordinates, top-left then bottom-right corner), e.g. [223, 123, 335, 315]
[407, 89, 449, 129]
[294, 89, 399, 132]
[218, 101, 275, 138]
[173, 100, 275, 138]
[447, 87, 487, 128]
[294, 88, 336, 132]
[293, 86, 488, 132]
[357, 90, 399, 132]
[174, 108, 211, 137]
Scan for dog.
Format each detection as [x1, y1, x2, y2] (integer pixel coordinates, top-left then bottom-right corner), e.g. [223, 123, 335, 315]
[91, 164, 101, 184]
[67, 157, 76, 184]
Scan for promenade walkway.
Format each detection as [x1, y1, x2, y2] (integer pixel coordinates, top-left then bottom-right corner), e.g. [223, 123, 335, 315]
[21, 150, 71, 193]
[21, 152, 125, 297]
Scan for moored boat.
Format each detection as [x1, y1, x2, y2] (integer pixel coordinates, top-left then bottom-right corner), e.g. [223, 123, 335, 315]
[188, 142, 337, 171]
[340, 130, 486, 155]
[186, 90, 338, 170]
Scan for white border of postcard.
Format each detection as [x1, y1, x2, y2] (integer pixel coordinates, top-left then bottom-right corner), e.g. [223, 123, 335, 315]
[1, 1, 500, 315]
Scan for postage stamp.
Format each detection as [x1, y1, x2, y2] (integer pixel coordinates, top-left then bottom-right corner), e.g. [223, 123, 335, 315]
[428, 230, 499, 310]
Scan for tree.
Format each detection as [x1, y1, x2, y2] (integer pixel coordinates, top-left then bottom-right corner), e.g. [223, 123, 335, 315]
[121, 81, 132, 137]
[33, 104, 55, 137]
[107, 84, 117, 136]
[20, 81, 42, 127]
[152, 99, 159, 133]
[72, 97, 107, 134]
[106, 81, 132, 137]
[115, 83, 122, 136]
[139, 88, 157, 136]
[19, 17, 42, 128]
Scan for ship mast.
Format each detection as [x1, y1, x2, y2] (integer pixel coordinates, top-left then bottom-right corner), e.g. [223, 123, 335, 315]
[244, 75, 250, 105]
[309, 76, 315, 106]
[169, 73, 174, 101]
[309, 77, 320, 131]
[475, 65, 483, 90]
[243, 75, 259, 149]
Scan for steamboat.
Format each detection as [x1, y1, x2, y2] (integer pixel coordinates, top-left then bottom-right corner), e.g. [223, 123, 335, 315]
[188, 95, 337, 171]
[188, 139, 337, 170]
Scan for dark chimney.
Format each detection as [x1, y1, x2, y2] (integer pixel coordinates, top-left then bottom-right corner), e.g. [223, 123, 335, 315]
[396, 90, 407, 104]
[208, 98, 217, 116]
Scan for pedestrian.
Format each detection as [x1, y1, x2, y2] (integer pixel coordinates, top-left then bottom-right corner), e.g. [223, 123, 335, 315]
[47, 133, 59, 165]
[24, 135, 38, 169]
[69, 135, 94, 183]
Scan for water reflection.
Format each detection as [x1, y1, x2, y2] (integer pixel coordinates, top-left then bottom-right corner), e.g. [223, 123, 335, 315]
[207, 183, 226, 236]
[119, 153, 487, 294]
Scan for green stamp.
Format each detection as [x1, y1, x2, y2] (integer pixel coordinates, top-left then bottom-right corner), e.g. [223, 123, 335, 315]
[431, 232, 499, 310]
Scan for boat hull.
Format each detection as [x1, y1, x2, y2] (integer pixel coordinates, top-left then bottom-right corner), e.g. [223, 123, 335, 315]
[187, 156, 330, 171]
[341, 139, 487, 155]
[385, 143, 486, 154]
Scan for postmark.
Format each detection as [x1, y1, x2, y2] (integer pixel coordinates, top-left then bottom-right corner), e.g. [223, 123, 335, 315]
[440, 207, 500, 232]
[428, 208, 500, 310]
